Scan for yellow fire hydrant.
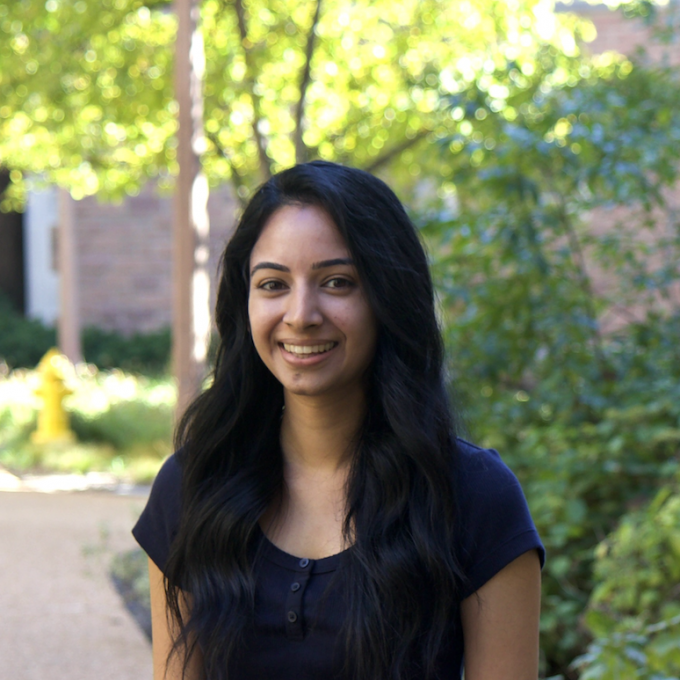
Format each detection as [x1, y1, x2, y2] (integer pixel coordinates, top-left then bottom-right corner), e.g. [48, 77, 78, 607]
[31, 348, 76, 444]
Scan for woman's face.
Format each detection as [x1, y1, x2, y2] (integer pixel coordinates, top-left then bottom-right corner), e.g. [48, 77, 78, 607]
[248, 204, 378, 400]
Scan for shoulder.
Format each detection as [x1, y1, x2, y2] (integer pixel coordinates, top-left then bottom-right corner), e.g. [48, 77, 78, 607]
[145, 451, 184, 522]
[454, 437, 524, 495]
[132, 452, 184, 573]
[151, 450, 183, 494]
[453, 438, 545, 597]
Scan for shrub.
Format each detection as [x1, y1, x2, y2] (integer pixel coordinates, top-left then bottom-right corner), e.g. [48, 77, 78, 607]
[82, 326, 171, 375]
[423, 51, 680, 675]
[71, 396, 173, 451]
[0, 292, 172, 374]
[573, 614, 680, 680]
[110, 548, 151, 640]
[462, 364, 680, 674]
[0, 367, 175, 483]
[0, 294, 56, 368]
[573, 483, 680, 679]
[587, 485, 680, 633]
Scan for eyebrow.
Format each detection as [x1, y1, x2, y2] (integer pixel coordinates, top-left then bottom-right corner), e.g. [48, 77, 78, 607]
[250, 258, 355, 276]
[250, 262, 289, 276]
[312, 258, 355, 270]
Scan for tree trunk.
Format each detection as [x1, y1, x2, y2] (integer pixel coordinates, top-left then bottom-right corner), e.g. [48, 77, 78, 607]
[57, 188, 82, 364]
[173, 0, 211, 418]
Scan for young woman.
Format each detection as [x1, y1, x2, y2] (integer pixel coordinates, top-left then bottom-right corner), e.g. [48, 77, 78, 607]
[133, 161, 544, 680]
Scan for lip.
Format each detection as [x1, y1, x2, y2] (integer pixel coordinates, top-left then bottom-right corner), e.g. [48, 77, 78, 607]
[278, 341, 338, 366]
[278, 339, 337, 346]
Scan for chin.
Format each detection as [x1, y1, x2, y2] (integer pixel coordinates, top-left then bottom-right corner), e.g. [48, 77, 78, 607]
[283, 383, 327, 397]
[279, 374, 336, 397]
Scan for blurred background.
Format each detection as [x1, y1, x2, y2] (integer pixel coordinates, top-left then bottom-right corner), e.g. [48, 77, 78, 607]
[1, 0, 680, 678]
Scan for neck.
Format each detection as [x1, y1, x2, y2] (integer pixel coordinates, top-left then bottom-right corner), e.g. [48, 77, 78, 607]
[280, 387, 367, 474]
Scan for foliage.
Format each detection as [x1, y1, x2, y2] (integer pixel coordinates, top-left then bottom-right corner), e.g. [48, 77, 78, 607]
[419, 50, 680, 676]
[0, 365, 174, 482]
[71, 395, 173, 453]
[82, 326, 171, 375]
[0, 294, 171, 372]
[0, 0, 592, 206]
[110, 547, 152, 640]
[0, 293, 57, 368]
[459, 347, 680, 676]
[588, 485, 680, 634]
[0, 0, 176, 208]
[572, 614, 680, 680]
[607, 0, 680, 44]
[199, 0, 589, 202]
[427, 54, 680, 392]
[111, 547, 151, 613]
[4, 1, 680, 674]
[571, 485, 680, 679]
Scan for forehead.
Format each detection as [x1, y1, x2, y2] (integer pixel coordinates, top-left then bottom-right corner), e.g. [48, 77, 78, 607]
[250, 204, 349, 263]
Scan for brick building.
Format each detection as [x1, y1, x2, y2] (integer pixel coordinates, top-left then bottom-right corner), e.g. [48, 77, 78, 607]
[0, 1, 677, 337]
[15, 183, 237, 334]
[575, 1, 680, 330]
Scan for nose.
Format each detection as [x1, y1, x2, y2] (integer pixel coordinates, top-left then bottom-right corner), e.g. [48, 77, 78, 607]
[283, 284, 323, 329]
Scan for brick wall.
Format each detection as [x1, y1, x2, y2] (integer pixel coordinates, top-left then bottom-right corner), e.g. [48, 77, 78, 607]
[75, 184, 237, 334]
[580, 3, 680, 66]
[577, 4, 680, 331]
[71, 4, 680, 336]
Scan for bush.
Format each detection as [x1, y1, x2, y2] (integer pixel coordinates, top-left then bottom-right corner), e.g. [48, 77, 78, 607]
[423, 53, 680, 675]
[71, 394, 173, 457]
[573, 614, 680, 680]
[0, 367, 175, 483]
[82, 326, 171, 375]
[0, 294, 56, 368]
[0, 292, 172, 374]
[110, 548, 151, 640]
[588, 485, 680, 633]
[458, 357, 680, 674]
[573, 483, 680, 679]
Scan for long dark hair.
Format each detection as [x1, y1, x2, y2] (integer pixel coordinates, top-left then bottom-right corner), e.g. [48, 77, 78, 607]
[165, 161, 464, 679]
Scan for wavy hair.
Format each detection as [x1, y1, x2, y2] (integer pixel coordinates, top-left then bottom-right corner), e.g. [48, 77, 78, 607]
[165, 161, 464, 679]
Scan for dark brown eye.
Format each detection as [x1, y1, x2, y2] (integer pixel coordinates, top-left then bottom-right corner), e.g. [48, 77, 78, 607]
[325, 277, 353, 289]
[260, 280, 286, 291]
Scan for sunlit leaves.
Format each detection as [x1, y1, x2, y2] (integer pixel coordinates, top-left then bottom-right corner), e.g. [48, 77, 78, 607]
[576, 495, 680, 680]
[0, 0, 594, 205]
[420, 50, 680, 674]
[0, 0, 176, 206]
[200, 0, 592, 197]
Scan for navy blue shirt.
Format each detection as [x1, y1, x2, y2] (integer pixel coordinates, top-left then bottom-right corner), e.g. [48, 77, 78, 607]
[133, 439, 544, 679]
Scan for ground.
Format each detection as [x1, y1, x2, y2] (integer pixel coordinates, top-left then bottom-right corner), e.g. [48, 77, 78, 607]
[0, 471, 153, 680]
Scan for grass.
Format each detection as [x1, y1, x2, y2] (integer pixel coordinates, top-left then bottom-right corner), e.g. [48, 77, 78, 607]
[0, 363, 175, 484]
[111, 548, 152, 640]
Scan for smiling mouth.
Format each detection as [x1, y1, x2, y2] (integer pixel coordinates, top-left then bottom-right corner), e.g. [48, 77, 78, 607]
[281, 342, 337, 357]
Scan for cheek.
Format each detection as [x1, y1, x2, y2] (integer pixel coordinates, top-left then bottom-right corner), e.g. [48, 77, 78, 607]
[343, 303, 378, 352]
[247, 302, 269, 346]
[359, 305, 379, 358]
[247, 298, 255, 330]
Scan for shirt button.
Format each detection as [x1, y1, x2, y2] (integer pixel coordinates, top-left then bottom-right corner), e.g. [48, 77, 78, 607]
[287, 610, 298, 623]
[291, 582, 301, 592]
[299, 558, 309, 568]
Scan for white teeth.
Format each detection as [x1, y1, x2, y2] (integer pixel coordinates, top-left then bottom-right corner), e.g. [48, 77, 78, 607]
[282, 342, 335, 356]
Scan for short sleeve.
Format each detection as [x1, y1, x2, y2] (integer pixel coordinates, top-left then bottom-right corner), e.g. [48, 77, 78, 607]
[132, 452, 183, 574]
[455, 439, 545, 599]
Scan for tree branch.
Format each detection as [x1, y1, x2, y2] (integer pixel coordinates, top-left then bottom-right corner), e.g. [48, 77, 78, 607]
[293, 0, 322, 164]
[205, 131, 248, 208]
[230, 0, 272, 182]
[556, 198, 609, 374]
[363, 130, 430, 174]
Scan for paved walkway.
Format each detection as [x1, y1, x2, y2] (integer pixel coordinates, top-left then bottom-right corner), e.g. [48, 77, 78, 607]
[0, 470, 153, 680]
